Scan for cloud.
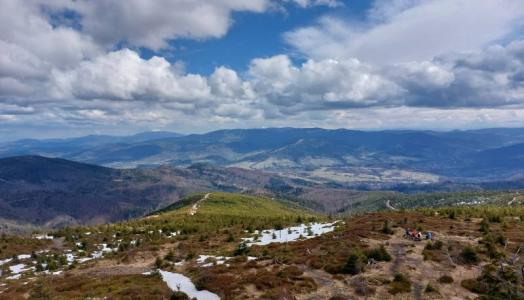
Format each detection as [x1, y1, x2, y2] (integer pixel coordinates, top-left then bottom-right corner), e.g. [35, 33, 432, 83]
[53, 49, 211, 104]
[1, 0, 524, 138]
[285, 0, 524, 64]
[0, 0, 100, 68]
[44, 0, 271, 50]
[286, 0, 342, 8]
[248, 55, 401, 112]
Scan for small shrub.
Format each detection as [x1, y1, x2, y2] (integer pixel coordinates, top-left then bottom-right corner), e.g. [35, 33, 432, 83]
[365, 245, 392, 262]
[164, 250, 175, 262]
[381, 220, 394, 235]
[226, 233, 235, 242]
[425, 283, 439, 294]
[233, 241, 249, 256]
[437, 275, 454, 284]
[479, 219, 490, 233]
[155, 257, 163, 268]
[171, 291, 190, 300]
[342, 253, 365, 275]
[388, 273, 411, 295]
[460, 246, 479, 264]
[425, 240, 443, 250]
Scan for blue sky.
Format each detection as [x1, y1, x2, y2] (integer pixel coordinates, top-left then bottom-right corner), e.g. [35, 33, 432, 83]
[142, 3, 364, 75]
[1, 0, 524, 141]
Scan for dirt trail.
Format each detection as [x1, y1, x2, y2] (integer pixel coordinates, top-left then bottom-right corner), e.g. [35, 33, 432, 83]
[390, 242, 405, 274]
[189, 193, 211, 216]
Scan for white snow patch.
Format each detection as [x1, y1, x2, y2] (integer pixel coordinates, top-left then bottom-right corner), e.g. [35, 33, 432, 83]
[34, 234, 54, 240]
[197, 255, 230, 267]
[242, 221, 339, 246]
[66, 253, 75, 264]
[159, 270, 220, 300]
[17, 254, 31, 260]
[0, 258, 12, 266]
[10, 264, 27, 274]
[6, 274, 21, 280]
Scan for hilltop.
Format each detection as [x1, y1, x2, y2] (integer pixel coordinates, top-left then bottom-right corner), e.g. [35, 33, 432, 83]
[0, 193, 523, 299]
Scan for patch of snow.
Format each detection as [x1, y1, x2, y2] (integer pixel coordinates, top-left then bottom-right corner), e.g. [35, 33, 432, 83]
[159, 270, 220, 300]
[34, 234, 54, 240]
[10, 264, 27, 274]
[6, 274, 21, 280]
[17, 254, 31, 260]
[242, 221, 339, 246]
[197, 255, 230, 267]
[77, 257, 93, 263]
[0, 258, 12, 266]
[66, 253, 75, 264]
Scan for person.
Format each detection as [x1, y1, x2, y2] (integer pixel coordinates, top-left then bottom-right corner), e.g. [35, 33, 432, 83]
[426, 231, 433, 240]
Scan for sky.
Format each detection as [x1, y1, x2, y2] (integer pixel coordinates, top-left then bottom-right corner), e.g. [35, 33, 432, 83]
[1, 0, 524, 141]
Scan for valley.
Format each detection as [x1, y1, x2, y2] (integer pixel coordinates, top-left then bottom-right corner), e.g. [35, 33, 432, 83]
[3, 128, 524, 189]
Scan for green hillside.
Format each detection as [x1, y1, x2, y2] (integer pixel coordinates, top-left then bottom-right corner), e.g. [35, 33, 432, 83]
[140, 192, 322, 237]
[160, 192, 314, 217]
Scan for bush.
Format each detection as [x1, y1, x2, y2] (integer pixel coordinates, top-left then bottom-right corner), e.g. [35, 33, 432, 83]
[342, 253, 365, 275]
[460, 246, 479, 264]
[365, 245, 392, 262]
[425, 240, 443, 250]
[171, 291, 190, 300]
[388, 273, 411, 295]
[164, 250, 175, 262]
[233, 241, 249, 256]
[425, 283, 439, 293]
[155, 257, 163, 268]
[479, 219, 490, 233]
[381, 220, 394, 235]
[437, 275, 454, 284]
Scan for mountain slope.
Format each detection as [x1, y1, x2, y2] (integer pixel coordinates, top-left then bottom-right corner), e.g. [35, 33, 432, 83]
[0, 156, 197, 227]
[156, 192, 314, 218]
[1, 196, 523, 299]
[4, 128, 523, 182]
[0, 156, 378, 231]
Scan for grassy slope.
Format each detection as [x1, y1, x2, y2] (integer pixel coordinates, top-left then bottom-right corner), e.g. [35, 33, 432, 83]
[1, 198, 524, 299]
[157, 192, 314, 216]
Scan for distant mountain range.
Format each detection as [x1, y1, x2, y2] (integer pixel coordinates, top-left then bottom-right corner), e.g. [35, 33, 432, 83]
[1, 128, 524, 186]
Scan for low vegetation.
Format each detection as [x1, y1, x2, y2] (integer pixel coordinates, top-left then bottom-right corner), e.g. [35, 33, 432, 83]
[0, 193, 523, 299]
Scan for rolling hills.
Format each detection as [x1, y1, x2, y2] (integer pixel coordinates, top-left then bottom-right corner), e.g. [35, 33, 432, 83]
[0, 156, 380, 231]
[2, 128, 524, 188]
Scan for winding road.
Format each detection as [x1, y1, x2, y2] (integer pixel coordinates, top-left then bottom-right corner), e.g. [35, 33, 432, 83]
[386, 200, 397, 210]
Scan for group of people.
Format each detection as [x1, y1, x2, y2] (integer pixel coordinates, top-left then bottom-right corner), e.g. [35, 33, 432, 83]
[404, 228, 433, 241]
